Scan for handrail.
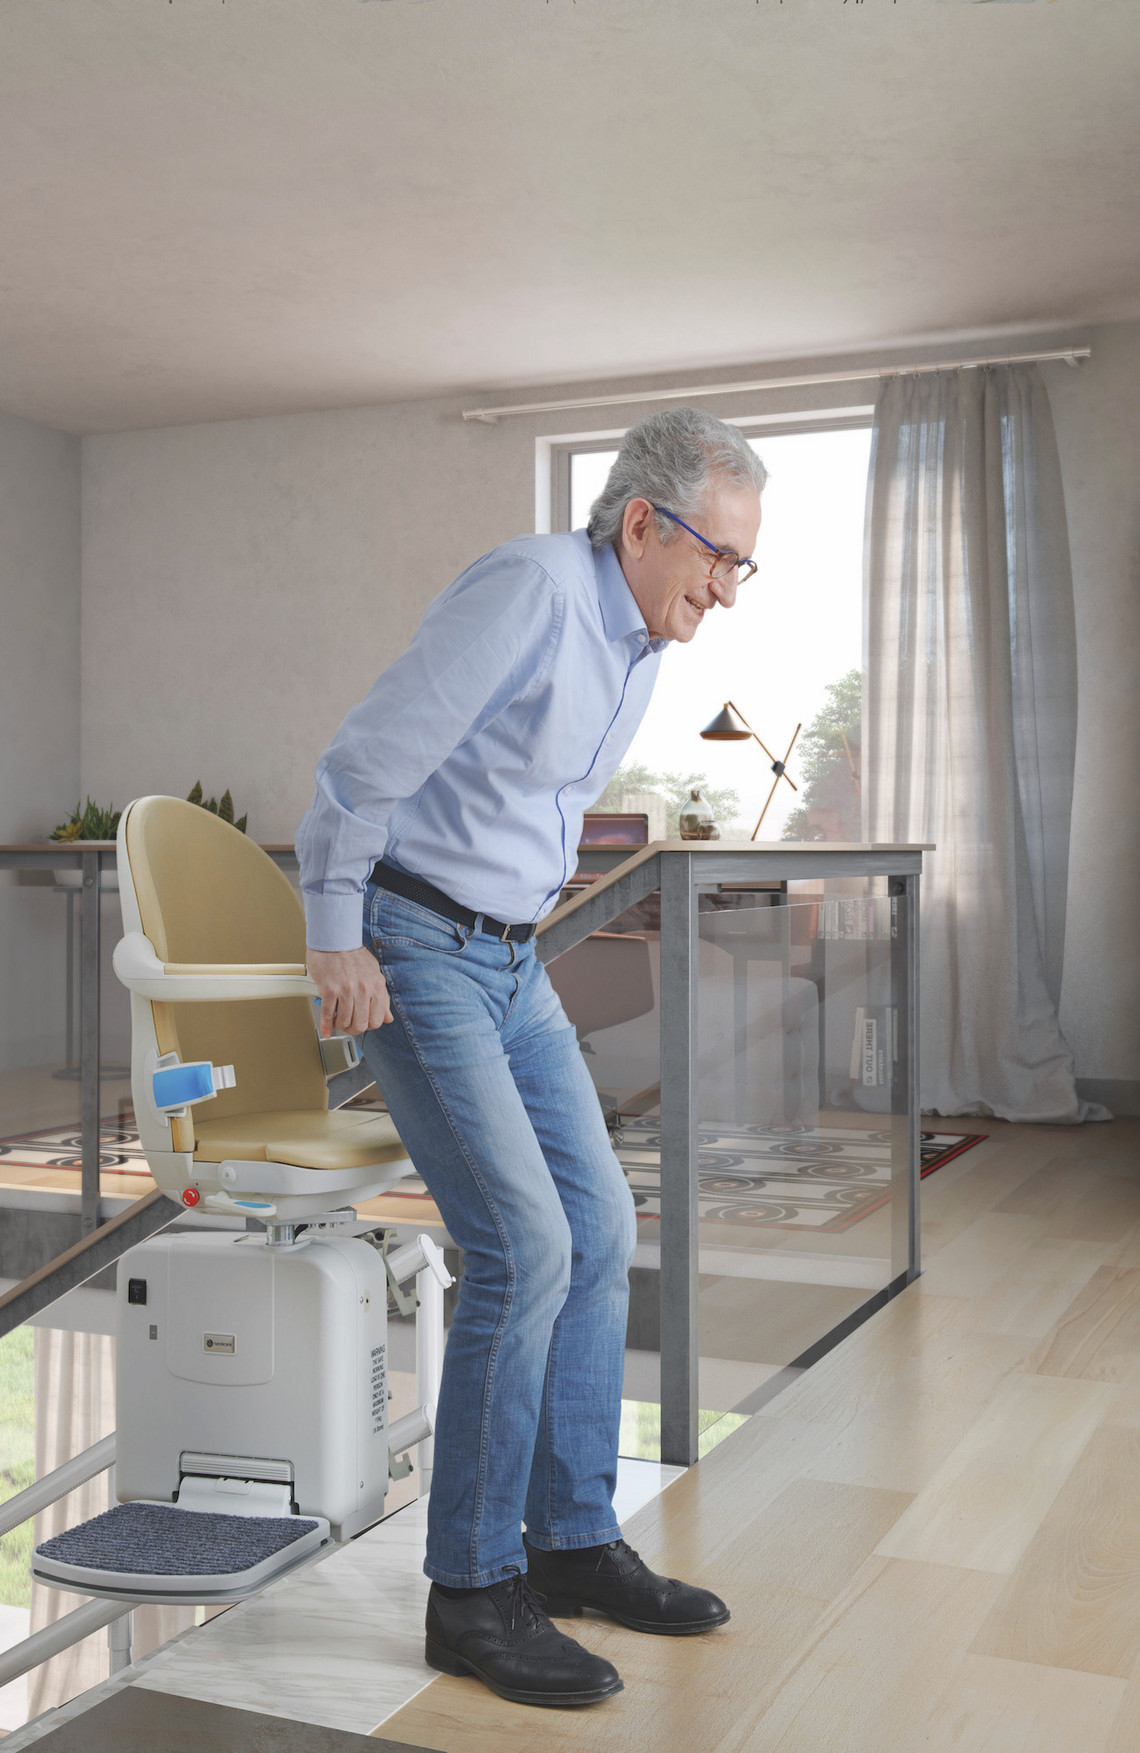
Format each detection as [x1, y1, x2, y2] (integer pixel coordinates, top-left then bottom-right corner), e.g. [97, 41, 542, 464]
[0, 1434, 116, 1539]
[0, 1187, 178, 1339]
[534, 837, 932, 962]
[0, 1597, 133, 1691]
[537, 849, 662, 963]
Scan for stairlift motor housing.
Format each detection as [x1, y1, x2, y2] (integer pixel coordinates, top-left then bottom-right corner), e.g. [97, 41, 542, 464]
[31, 1226, 405, 1604]
[118, 1229, 393, 1544]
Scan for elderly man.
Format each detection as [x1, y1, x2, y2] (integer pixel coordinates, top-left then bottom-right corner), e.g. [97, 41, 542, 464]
[298, 406, 765, 1708]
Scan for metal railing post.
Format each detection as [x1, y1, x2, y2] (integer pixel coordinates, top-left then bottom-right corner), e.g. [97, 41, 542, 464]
[658, 851, 700, 1468]
[889, 871, 922, 1284]
[80, 847, 102, 1235]
[108, 1609, 133, 1674]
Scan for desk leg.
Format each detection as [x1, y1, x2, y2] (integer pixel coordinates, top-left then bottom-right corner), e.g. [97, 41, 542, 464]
[80, 851, 102, 1235]
[889, 873, 921, 1283]
[64, 887, 76, 1074]
[659, 854, 699, 1467]
[732, 949, 747, 1126]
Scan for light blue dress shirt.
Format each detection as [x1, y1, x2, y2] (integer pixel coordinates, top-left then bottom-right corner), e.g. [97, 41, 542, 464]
[296, 530, 667, 951]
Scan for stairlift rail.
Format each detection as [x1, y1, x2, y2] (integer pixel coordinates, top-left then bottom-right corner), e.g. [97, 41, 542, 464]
[385, 1233, 451, 1290]
[384, 1232, 450, 1488]
[388, 1406, 435, 1456]
[0, 1596, 133, 1691]
[0, 1433, 116, 1539]
[416, 1262, 445, 1489]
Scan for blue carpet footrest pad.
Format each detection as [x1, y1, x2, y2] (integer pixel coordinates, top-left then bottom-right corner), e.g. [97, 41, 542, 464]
[35, 1501, 319, 1576]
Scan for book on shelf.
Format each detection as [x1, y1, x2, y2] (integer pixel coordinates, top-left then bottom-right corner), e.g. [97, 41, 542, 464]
[849, 1005, 898, 1088]
[821, 896, 899, 942]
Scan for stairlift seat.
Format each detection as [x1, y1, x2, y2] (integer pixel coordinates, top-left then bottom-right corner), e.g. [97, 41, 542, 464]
[112, 796, 418, 1202]
[31, 800, 445, 1613]
[192, 1107, 407, 1171]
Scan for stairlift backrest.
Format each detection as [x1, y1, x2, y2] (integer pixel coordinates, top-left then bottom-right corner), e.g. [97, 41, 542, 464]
[120, 798, 327, 1146]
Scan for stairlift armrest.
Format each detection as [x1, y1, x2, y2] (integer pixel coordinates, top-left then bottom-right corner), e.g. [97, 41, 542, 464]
[114, 932, 320, 1001]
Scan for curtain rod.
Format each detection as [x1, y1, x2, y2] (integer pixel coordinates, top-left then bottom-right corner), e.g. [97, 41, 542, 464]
[461, 347, 1091, 424]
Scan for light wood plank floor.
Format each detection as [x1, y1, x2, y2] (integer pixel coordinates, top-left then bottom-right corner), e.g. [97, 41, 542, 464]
[379, 1115, 1140, 1753]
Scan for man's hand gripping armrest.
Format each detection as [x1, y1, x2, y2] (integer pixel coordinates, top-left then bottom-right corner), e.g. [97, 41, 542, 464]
[306, 947, 393, 1037]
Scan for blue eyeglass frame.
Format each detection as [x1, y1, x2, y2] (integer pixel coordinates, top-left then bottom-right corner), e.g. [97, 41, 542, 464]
[650, 505, 757, 582]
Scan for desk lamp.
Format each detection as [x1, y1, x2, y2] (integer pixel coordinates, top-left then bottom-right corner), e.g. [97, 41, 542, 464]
[700, 701, 802, 840]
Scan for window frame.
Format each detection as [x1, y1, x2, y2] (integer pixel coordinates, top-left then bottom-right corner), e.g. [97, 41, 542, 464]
[541, 407, 875, 535]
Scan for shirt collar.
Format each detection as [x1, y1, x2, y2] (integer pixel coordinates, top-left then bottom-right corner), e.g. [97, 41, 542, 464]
[593, 540, 653, 646]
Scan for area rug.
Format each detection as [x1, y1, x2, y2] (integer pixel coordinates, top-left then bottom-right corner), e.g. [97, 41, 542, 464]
[615, 1119, 985, 1234]
[0, 1117, 985, 1236]
[0, 1119, 152, 1177]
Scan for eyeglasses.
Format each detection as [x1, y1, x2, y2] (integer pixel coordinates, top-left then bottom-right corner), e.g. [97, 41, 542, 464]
[651, 506, 758, 584]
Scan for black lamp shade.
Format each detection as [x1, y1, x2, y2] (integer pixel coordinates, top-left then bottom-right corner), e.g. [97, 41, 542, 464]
[700, 703, 752, 741]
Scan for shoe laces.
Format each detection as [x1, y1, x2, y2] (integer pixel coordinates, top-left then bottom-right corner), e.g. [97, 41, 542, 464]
[497, 1568, 548, 1634]
[594, 1537, 638, 1574]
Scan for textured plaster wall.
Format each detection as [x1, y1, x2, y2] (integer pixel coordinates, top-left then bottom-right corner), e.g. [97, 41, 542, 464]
[78, 325, 1139, 1086]
[79, 396, 532, 844]
[0, 410, 80, 1069]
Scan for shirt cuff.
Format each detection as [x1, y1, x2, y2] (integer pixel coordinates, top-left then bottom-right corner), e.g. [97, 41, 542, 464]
[303, 889, 368, 954]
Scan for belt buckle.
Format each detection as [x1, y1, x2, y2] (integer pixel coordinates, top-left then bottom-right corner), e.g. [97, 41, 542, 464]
[500, 921, 512, 943]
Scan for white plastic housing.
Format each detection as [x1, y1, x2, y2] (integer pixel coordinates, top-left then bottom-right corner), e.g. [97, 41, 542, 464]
[116, 1231, 392, 1542]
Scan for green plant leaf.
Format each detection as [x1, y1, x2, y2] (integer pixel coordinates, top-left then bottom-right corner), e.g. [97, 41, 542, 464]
[781, 668, 862, 842]
[50, 802, 83, 841]
[186, 781, 203, 807]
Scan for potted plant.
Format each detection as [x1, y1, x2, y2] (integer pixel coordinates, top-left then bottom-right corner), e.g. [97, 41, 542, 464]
[50, 798, 122, 888]
[185, 782, 247, 833]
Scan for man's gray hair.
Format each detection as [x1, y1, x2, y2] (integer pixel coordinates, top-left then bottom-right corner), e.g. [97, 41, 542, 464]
[587, 406, 768, 552]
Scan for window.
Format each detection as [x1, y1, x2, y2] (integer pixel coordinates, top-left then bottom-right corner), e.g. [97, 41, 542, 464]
[563, 421, 873, 840]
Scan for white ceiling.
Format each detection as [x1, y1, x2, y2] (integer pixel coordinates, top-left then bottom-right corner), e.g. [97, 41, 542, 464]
[0, 0, 1136, 434]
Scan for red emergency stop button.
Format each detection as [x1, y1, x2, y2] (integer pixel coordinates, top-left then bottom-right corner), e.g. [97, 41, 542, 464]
[181, 1187, 200, 1207]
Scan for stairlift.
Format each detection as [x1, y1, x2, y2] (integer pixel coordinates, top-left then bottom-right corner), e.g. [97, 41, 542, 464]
[32, 797, 450, 1606]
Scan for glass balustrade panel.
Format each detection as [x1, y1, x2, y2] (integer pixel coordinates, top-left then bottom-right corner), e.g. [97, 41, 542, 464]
[693, 876, 912, 1453]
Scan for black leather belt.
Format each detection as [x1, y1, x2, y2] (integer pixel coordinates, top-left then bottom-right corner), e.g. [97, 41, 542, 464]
[371, 861, 537, 943]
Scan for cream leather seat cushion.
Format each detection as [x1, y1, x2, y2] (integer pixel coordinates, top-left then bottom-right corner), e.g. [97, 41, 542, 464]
[193, 1109, 408, 1171]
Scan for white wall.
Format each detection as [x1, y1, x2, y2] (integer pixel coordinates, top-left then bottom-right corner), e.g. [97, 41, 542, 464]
[78, 326, 1139, 1095]
[0, 410, 80, 1070]
[79, 397, 535, 843]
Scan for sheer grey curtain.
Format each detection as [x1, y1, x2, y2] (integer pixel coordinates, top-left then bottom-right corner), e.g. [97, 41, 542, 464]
[864, 364, 1106, 1122]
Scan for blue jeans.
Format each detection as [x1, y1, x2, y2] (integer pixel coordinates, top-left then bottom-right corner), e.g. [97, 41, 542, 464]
[360, 884, 637, 1587]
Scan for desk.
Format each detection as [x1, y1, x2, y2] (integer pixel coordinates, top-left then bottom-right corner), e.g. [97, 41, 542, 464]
[1, 843, 119, 1235]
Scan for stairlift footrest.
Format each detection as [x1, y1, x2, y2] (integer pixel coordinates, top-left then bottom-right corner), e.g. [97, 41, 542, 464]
[202, 1190, 278, 1217]
[32, 1500, 329, 1605]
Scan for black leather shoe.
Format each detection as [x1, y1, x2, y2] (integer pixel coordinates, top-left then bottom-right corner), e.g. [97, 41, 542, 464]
[425, 1572, 624, 1708]
[524, 1536, 731, 1636]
